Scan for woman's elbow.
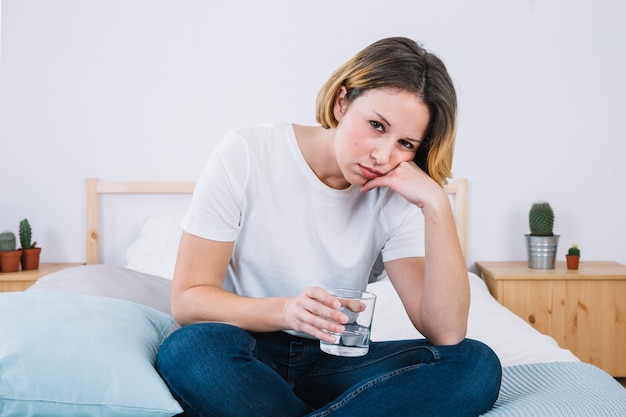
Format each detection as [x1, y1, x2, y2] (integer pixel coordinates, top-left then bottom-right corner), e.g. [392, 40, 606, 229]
[423, 324, 467, 346]
[170, 290, 199, 326]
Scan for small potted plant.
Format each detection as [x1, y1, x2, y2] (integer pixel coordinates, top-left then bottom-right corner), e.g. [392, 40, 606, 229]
[566, 243, 580, 270]
[0, 231, 22, 273]
[19, 218, 41, 270]
[525, 202, 560, 269]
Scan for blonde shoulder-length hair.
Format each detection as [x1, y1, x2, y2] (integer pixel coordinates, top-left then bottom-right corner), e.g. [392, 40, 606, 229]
[315, 37, 457, 186]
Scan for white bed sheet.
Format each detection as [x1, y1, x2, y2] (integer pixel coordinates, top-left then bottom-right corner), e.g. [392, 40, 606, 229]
[369, 273, 579, 367]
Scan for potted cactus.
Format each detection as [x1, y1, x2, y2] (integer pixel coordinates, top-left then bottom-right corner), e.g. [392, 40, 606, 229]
[0, 231, 22, 273]
[19, 218, 41, 270]
[566, 243, 580, 270]
[525, 202, 560, 269]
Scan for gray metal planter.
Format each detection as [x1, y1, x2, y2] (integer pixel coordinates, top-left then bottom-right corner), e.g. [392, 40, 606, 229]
[525, 234, 560, 269]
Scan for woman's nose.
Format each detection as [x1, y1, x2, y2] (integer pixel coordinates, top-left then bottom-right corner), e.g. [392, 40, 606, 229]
[371, 140, 394, 165]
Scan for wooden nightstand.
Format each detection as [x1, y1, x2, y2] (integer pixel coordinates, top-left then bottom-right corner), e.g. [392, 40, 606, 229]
[476, 261, 626, 377]
[0, 262, 84, 292]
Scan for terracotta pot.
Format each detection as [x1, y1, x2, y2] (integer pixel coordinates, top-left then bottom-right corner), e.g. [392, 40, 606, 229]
[0, 249, 23, 273]
[21, 247, 42, 270]
[566, 254, 580, 270]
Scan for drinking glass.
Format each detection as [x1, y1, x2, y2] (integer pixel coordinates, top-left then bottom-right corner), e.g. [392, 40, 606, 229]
[320, 288, 377, 357]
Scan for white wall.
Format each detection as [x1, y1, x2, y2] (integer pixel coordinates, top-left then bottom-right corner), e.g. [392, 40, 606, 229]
[1, 0, 625, 269]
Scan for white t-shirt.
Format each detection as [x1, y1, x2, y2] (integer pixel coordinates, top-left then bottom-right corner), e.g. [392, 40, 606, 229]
[182, 122, 425, 299]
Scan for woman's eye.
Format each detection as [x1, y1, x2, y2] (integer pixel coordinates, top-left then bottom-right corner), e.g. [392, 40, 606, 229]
[370, 121, 384, 132]
[399, 139, 415, 150]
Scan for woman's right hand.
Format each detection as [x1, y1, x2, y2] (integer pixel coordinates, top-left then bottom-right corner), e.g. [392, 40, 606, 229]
[282, 287, 348, 343]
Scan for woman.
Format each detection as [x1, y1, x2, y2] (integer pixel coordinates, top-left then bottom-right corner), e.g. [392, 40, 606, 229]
[157, 37, 502, 417]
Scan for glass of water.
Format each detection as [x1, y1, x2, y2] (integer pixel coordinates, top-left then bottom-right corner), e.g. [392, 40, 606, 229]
[320, 288, 377, 357]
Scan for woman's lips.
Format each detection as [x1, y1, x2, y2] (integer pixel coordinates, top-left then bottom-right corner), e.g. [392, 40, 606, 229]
[358, 165, 383, 180]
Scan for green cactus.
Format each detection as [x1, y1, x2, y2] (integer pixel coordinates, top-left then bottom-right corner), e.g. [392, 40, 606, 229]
[568, 243, 580, 256]
[19, 218, 36, 249]
[529, 202, 554, 236]
[0, 231, 17, 252]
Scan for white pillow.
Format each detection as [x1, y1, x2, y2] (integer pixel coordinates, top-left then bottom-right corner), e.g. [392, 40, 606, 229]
[368, 272, 579, 367]
[126, 209, 186, 279]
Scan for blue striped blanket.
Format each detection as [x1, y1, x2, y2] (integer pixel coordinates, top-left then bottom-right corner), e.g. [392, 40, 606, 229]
[483, 362, 626, 416]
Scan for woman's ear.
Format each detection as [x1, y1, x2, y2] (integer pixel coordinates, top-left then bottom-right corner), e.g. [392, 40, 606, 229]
[333, 86, 348, 122]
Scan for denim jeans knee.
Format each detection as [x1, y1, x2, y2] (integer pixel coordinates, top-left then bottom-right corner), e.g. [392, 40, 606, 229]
[302, 338, 501, 417]
[157, 323, 311, 417]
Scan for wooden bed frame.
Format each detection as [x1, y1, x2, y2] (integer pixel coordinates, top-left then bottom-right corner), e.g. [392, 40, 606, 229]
[85, 178, 468, 264]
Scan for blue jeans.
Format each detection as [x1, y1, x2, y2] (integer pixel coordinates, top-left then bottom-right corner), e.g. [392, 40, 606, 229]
[156, 323, 501, 417]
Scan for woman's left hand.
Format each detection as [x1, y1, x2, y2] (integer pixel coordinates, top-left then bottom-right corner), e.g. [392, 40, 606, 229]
[359, 160, 441, 209]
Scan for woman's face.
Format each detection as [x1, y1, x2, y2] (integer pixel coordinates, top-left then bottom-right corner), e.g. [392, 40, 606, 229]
[333, 87, 431, 187]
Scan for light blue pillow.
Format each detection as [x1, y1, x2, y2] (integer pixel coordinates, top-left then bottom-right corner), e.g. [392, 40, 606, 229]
[0, 292, 182, 417]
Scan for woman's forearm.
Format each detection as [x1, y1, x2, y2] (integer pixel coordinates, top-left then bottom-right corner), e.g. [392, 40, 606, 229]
[419, 194, 469, 345]
[172, 285, 289, 331]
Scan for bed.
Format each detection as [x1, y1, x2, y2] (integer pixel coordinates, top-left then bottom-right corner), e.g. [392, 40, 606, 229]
[0, 178, 624, 417]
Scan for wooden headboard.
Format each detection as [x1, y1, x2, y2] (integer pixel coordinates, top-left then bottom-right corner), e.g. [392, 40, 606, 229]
[85, 178, 468, 264]
[85, 179, 195, 264]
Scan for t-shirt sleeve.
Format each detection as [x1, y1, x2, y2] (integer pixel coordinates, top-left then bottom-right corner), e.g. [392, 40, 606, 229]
[380, 204, 425, 262]
[181, 130, 249, 242]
